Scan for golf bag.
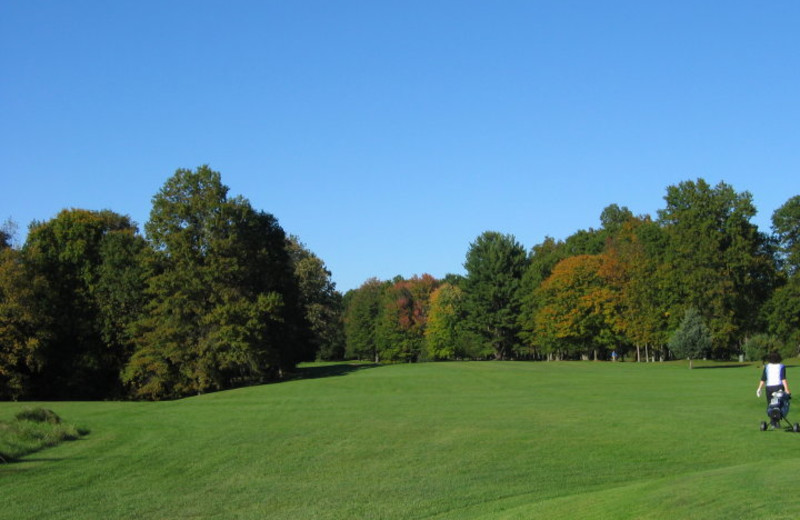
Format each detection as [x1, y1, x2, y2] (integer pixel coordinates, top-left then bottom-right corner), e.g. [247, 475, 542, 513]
[760, 390, 799, 432]
[767, 390, 790, 425]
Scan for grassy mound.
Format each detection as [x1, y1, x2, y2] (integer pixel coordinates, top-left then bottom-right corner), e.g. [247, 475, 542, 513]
[0, 408, 88, 463]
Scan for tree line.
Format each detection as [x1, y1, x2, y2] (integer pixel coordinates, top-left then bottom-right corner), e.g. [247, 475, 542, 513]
[1, 166, 343, 400]
[2, 171, 798, 401]
[343, 180, 800, 366]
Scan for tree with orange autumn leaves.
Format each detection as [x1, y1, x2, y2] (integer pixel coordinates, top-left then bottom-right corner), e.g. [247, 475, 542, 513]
[532, 254, 625, 360]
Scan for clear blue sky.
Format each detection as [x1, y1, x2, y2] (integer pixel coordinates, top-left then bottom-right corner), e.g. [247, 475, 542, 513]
[2, 1, 798, 292]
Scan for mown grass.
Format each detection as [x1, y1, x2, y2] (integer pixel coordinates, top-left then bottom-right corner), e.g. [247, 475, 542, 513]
[1, 360, 799, 519]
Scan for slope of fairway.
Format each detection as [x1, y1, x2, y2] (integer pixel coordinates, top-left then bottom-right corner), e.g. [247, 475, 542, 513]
[2, 361, 799, 519]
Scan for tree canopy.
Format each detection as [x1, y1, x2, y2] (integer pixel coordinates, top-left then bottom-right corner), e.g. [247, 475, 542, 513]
[124, 166, 310, 399]
[1, 173, 798, 400]
[462, 232, 528, 360]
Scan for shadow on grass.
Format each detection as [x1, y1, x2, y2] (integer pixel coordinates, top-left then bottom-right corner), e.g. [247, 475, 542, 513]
[288, 363, 381, 382]
[693, 364, 750, 370]
[15, 456, 70, 463]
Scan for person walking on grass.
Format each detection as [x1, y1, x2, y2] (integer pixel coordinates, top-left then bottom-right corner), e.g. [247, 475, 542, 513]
[756, 351, 790, 404]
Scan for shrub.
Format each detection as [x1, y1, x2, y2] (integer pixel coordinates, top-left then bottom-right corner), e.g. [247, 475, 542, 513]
[0, 409, 87, 463]
[743, 334, 787, 362]
[15, 407, 61, 424]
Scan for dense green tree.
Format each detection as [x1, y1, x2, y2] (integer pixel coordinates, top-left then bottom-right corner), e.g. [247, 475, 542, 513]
[599, 204, 634, 236]
[124, 166, 307, 399]
[763, 279, 800, 352]
[22, 209, 141, 398]
[772, 195, 800, 275]
[93, 227, 150, 383]
[462, 232, 528, 360]
[441, 273, 466, 287]
[563, 228, 606, 257]
[668, 308, 712, 368]
[286, 236, 345, 360]
[0, 219, 15, 249]
[0, 245, 48, 399]
[344, 278, 385, 361]
[657, 179, 777, 356]
[518, 237, 567, 357]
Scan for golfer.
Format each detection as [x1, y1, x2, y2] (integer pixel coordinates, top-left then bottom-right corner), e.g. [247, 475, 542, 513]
[756, 351, 790, 402]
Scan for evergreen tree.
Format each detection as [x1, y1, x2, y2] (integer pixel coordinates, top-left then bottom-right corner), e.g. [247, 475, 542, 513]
[462, 232, 528, 360]
[668, 308, 712, 368]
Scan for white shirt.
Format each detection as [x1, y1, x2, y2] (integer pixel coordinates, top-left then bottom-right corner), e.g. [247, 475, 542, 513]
[763, 363, 786, 387]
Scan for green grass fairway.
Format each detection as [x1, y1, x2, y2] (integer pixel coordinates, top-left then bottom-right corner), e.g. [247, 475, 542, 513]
[3, 361, 800, 519]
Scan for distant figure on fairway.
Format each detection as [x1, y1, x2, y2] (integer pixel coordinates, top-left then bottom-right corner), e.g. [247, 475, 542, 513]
[756, 351, 790, 403]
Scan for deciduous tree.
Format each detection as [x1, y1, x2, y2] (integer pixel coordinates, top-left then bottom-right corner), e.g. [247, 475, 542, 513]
[657, 179, 776, 356]
[287, 236, 345, 360]
[533, 254, 624, 360]
[22, 209, 141, 398]
[763, 279, 800, 352]
[124, 166, 306, 399]
[608, 216, 672, 361]
[518, 237, 567, 358]
[344, 278, 385, 361]
[426, 282, 488, 360]
[375, 275, 438, 362]
[0, 245, 47, 399]
[772, 195, 800, 276]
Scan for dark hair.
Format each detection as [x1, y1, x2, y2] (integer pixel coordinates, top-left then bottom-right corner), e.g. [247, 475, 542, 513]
[768, 351, 782, 364]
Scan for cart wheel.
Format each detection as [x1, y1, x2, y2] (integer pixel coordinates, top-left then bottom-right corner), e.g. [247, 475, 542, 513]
[793, 423, 799, 433]
[760, 421, 768, 431]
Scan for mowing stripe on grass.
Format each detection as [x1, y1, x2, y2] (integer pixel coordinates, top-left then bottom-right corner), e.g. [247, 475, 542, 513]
[1, 361, 796, 519]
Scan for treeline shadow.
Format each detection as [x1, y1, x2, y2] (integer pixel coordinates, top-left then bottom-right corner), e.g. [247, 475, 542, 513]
[287, 363, 381, 382]
[693, 364, 750, 370]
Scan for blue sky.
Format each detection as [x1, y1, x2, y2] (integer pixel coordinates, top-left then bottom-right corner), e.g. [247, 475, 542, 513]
[2, 1, 798, 292]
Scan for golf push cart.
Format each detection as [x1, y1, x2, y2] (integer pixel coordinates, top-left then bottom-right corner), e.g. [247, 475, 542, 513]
[760, 389, 800, 432]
